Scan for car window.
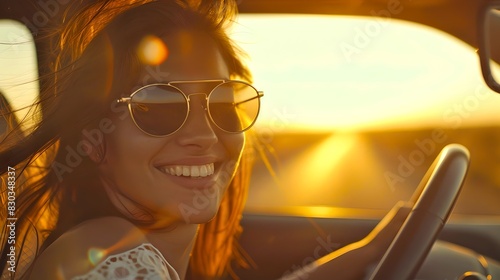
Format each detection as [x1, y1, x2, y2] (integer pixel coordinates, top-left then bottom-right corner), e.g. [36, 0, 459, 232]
[232, 14, 500, 217]
[0, 19, 39, 134]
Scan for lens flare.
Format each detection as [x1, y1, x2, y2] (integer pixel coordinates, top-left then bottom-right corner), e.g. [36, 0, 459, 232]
[56, 266, 66, 279]
[88, 247, 106, 266]
[137, 35, 168, 65]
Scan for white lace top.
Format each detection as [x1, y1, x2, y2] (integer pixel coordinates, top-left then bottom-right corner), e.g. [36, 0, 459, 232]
[71, 243, 180, 280]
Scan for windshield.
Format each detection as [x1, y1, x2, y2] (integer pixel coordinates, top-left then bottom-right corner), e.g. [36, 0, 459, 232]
[232, 14, 500, 217]
[1, 15, 500, 217]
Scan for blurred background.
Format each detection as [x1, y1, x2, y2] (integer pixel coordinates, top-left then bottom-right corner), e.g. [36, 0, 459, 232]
[229, 14, 500, 217]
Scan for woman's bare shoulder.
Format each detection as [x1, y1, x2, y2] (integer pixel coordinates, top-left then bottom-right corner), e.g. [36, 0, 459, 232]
[29, 216, 148, 280]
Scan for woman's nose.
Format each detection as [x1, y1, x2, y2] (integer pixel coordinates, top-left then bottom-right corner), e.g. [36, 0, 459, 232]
[175, 94, 218, 148]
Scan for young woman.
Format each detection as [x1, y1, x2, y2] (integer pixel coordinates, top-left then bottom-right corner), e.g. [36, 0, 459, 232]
[0, 0, 410, 279]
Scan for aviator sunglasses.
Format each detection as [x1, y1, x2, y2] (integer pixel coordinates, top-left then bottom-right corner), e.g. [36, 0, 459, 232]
[116, 80, 264, 137]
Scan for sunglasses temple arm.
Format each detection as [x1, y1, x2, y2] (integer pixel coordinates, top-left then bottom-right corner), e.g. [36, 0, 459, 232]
[233, 92, 264, 106]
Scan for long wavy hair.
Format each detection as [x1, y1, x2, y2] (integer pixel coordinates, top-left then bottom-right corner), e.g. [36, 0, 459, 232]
[0, 0, 254, 279]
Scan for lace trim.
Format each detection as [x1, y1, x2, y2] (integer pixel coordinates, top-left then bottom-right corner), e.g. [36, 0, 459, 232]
[71, 243, 180, 280]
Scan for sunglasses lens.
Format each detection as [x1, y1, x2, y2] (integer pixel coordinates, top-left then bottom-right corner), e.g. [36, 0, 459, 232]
[130, 85, 187, 136]
[209, 81, 260, 132]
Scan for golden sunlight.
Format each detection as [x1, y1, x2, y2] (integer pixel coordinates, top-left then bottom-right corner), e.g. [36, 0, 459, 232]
[280, 133, 358, 202]
[231, 14, 500, 131]
[0, 20, 39, 133]
[245, 131, 412, 213]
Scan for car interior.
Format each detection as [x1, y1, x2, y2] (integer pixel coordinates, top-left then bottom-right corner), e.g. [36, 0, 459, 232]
[1, 0, 500, 279]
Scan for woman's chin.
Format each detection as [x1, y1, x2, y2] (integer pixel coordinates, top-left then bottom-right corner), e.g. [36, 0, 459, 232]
[176, 202, 221, 224]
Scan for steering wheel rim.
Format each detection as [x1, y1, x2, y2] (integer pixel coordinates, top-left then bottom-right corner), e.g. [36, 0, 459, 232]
[369, 143, 470, 280]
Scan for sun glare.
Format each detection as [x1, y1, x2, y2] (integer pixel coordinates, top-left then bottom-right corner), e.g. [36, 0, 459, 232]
[0, 20, 40, 133]
[244, 129, 417, 212]
[280, 133, 358, 202]
[231, 14, 500, 132]
[2, 16, 500, 135]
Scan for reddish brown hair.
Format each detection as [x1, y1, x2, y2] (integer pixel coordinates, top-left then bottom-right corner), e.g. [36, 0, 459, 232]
[0, 0, 253, 278]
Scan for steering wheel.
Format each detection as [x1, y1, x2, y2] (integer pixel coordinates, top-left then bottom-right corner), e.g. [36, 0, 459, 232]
[369, 144, 470, 280]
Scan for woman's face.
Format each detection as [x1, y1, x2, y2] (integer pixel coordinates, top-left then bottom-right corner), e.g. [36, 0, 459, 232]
[97, 31, 245, 226]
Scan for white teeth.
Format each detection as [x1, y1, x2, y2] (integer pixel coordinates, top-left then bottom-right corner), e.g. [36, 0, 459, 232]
[200, 165, 208, 177]
[160, 163, 215, 178]
[191, 166, 200, 177]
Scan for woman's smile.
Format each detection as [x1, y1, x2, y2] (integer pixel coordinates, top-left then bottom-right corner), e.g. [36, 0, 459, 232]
[157, 163, 215, 178]
[154, 161, 223, 190]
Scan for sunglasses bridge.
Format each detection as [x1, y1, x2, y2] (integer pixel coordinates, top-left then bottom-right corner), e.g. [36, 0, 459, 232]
[185, 92, 210, 111]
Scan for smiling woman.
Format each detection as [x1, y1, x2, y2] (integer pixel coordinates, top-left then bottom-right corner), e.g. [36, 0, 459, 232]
[231, 14, 500, 131]
[2, 1, 500, 280]
[0, 0, 426, 279]
[0, 1, 257, 279]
